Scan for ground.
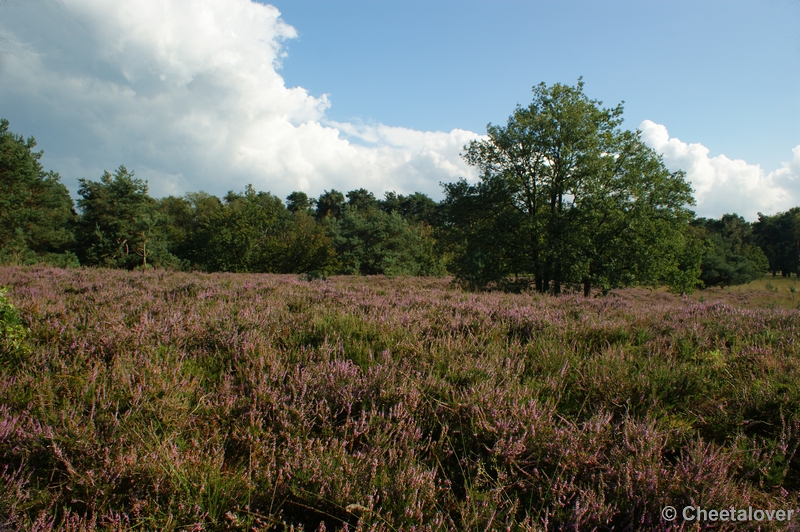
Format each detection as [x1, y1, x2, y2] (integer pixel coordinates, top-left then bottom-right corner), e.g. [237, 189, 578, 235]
[1, 266, 798, 530]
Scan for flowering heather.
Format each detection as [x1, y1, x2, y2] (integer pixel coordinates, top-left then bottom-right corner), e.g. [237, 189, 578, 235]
[0, 266, 799, 531]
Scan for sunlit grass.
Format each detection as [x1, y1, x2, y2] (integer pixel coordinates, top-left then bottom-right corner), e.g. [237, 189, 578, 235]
[690, 275, 800, 309]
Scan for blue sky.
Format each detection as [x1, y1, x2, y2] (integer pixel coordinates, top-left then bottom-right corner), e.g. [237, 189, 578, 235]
[275, 0, 799, 166]
[1, 0, 798, 219]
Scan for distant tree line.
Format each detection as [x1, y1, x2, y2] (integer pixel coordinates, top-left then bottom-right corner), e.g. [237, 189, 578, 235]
[1, 119, 446, 278]
[2, 82, 798, 295]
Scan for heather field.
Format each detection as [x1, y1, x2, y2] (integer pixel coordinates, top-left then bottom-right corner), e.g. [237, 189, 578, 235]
[1, 267, 800, 531]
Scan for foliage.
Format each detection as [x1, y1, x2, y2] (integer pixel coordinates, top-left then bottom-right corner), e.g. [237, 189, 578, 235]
[331, 204, 446, 277]
[380, 191, 439, 225]
[446, 80, 696, 295]
[75, 166, 177, 269]
[262, 210, 336, 274]
[754, 207, 800, 277]
[315, 189, 346, 220]
[662, 225, 707, 294]
[286, 191, 314, 214]
[439, 178, 524, 289]
[345, 188, 379, 211]
[198, 185, 287, 272]
[0, 119, 76, 265]
[155, 194, 195, 266]
[0, 287, 30, 364]
[693, 214, 770, 287]
[1, 266, 799, 530]
[156, 191, 237, 270]
[5, 114, 797, 292]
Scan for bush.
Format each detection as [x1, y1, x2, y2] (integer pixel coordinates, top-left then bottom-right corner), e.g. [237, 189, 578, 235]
[0, 287, 30, 367]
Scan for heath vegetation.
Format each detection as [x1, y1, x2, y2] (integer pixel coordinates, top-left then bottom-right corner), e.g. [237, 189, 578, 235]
[1, 266, 799, 530]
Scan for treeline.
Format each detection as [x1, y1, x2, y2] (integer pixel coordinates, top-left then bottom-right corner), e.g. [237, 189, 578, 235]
[430, 81, 799, 294]
[2, 89, 799, 294]
[0, 131, 446, 276]
[691, 213, 790, 287]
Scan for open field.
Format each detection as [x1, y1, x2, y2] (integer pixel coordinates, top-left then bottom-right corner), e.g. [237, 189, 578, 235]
[692, 276, 800, 310]
[1, 266, 799, 530]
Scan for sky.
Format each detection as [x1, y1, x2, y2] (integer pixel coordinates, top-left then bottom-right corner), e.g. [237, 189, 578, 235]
[1, 0, 798, 220]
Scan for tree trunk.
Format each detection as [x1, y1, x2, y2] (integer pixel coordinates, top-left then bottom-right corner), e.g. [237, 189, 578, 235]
[583, 279, 591, 297]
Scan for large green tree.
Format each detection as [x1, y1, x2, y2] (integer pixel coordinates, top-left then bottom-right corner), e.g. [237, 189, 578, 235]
[380, 191, 439, 225]
[331, 202, 445, 277]
[75, 166, 176, 269]
[315, 189, 346, 220]
[286, 191, 314, 214]
[261, 210, 335, 274]
[198, 185, 287, 272]
[446, 80, 697, 294]
[439, 178, 526, 289]
[575, 130, 700, 294]
[754, 208, 800, 277]
[0, 119, 76, 265]
[692, 214, 769, 287]
[156, 191, 223, 268]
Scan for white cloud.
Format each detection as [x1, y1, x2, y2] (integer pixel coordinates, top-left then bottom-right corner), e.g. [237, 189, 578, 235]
[639, 120, 799, 220]
[0, 0, 480, 200]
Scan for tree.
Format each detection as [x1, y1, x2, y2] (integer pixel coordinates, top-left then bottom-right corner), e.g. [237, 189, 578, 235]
[332, 204, 445, 276]
[132, 210, 174, 269]
[315, 189, 345, 220]
[439, 178, 527, 289]
[380, 191, 439, 225]
[286, 191, 315, 214]
[663, 225, 707, 294]
[345, 188, 379, 211]
[156, 195, 194, 266]
[157, 192, 224, 268]
[754, 208, 800, 277]
[693, 214, 769, 287]
[575, 130, 699, 294]
[446, 80, 696, 294]
[75, 166, 176, 269]
[199, 185, 287, 272]
[0, 119, 76, 265]
[261, 210, 335, 274]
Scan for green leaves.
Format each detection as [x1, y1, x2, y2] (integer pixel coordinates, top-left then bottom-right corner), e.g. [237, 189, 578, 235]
[0, 119, 76, 264]
[196, 185, 287, 273]
[75, 166, 177, 269]
[446, 80, 697, 294]
[261, 210, 335, 274]
[332, 203, 445, 277]
[693, 214, 770, 287]
[0, 287, 31, 370]
[754, 207, 800, 277]
[439, 178, 525, 289]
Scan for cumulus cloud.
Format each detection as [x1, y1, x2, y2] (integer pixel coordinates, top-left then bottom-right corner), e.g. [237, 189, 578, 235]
[639, 120, 799, 220]
[0, 0, 480, 200]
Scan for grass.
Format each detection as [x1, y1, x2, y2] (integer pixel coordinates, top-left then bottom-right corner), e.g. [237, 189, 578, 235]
[689, 275, 800, 309]
[0, 265, 799, 530]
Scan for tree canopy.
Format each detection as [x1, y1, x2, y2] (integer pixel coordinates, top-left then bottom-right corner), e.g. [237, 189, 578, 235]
[0, 119, 76, 265]
[75, 166, 177, 269]
[3, 105, 795, 290]
[443, 80, 697, 294]
[692, 214, 769, 287]
[754, 208, 800, 277]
